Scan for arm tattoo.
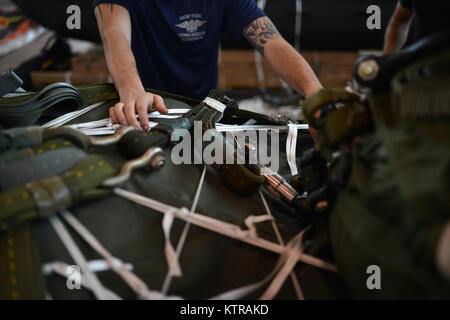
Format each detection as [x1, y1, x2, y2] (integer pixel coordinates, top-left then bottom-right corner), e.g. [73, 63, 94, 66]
[243, 16, 280, 55]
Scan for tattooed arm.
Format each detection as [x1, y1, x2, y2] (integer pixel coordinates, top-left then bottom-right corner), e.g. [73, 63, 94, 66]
[94, 4, 167, 130]
[243, 16, 322, 141]
[243, 16, 322, 98]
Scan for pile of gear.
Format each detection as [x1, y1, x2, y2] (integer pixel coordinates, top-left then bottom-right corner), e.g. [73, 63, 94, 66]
[0, 30, 449, 300]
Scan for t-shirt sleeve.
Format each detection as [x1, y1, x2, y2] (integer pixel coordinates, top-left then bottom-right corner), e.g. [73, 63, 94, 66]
[399, 0, 413, 9]
[223, 0, 266, 40]
[92, 0, 133, 16]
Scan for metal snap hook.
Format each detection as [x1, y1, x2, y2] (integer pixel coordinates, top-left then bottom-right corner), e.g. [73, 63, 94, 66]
[90, 126, 136, 146]
[102, 147, 165, 188]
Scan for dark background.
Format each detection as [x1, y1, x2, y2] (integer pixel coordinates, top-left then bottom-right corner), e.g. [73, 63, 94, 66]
[13, 0, 398, 50]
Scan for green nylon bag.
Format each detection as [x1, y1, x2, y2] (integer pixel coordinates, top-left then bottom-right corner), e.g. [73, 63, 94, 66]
[328, 49, 450, 299]
[0, 90, 345, 300]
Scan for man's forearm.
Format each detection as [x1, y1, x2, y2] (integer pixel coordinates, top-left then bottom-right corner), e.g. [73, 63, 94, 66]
[383, 3, 414, 54]
[264, 38, 322, 98]
[100, 29, 144, 96]
[243, 17, 322, 98]
[94, 3, 167, 129]
[384, 20, 411, 54]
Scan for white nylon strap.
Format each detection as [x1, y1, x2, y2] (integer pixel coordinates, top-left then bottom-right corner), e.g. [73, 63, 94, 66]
[286, 124, 299, 176]
[215, 124, 309, 132]
[259, 232, 305, 299]
[60, 210, 178, 300]
[113, 188, 338, 273]
[203, 97, 227, 113]
[49, 214, 112, 300]
[148, 108, 190, 118]
[41, 102, 104, 128]
[161, 164, 208, 294]
[244, 214, 274, 237]
[259, 189, 304, 299]
[162, 209, 183, 277]
[43, 260, 133, 274]
[75, 128, 116, 136]
[210, 230, 305, 300]
[68, 118, 111, 130]
[42, 261, 122, 300]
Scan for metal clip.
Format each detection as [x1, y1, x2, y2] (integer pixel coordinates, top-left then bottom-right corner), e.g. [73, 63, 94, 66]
[102, 147, 165, 187]
[90, 126, 136, 146]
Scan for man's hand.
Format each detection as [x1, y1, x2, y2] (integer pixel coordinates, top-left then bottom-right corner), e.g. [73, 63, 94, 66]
[95, 3, 168, 130]
[109, 90, 168, 131]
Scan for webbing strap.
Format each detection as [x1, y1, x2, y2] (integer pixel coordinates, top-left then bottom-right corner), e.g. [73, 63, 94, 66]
[0, 82, 83, 127]
[0, 126, 42, 152]
[60, 210, 180, 300]
[42, 261, 121, 300]
[49, 214, 112, 300]
[114, 188, 337, 273]
[0, 225, 45, 299]
[26, 177, 72, 218]
[210, 230, 306, 300]
[259, 189, 304, 299]
[0, 147, 87, 192]
[286, 124, 299, 176]
[203, 97, 227, 113]
[0, 155, 116, 231]
[161, 165, 208, 295]
[41, 102, 105, 128]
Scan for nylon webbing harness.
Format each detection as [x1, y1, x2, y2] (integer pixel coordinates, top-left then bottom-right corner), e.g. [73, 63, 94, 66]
[0, 82, 330, 299]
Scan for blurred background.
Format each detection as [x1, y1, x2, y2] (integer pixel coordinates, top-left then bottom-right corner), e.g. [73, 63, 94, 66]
[0, 0, 399, 119]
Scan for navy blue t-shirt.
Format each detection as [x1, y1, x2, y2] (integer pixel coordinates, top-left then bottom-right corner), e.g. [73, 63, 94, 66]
[93, 0, 265, 99]
[399, 0, 450, 42]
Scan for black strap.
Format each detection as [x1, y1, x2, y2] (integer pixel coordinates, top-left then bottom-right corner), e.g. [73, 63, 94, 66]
[0, 147, 87, 192]
[0, 82, 83, 127]
[0, 70, 23, 97]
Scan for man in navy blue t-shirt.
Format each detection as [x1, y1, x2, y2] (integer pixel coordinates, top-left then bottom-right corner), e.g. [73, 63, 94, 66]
[384, 0, 450, 54]
[93, 0, 322, 131]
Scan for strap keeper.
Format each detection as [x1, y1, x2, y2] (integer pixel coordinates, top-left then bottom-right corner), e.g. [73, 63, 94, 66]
[203, 97, 227, 113]
[26, 176, 72, 218]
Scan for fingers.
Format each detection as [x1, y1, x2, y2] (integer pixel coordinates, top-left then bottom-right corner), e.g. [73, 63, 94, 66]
[136, 95, 152, 131]
[109, 92, 167, 130]
[113, 102, 128, 126]
[109, 106, 118, 123]
[124, 101, 139, 129]
[152, 94, 168, 114]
